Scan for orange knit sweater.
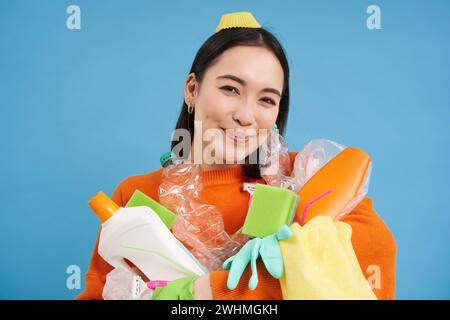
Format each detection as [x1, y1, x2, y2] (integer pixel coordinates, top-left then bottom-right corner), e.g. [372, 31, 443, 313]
[76, 152, 396, 300]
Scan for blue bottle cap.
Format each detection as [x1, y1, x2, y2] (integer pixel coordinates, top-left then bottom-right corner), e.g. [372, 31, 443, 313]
[160, 151, 174, 167]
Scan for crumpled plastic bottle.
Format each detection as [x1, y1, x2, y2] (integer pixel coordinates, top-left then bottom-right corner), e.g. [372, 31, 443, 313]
[259, 125, 297, 190]
[102, 267, 153, 300]
[158, 152, 249, 272]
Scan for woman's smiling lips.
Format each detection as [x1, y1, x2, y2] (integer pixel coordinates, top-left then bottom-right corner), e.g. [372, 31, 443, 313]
[220, 127, 255, 144]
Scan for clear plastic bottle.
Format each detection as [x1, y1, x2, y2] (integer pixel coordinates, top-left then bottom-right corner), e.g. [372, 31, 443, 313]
[158, 152, 249, 271]
[260, 125, 297, 190]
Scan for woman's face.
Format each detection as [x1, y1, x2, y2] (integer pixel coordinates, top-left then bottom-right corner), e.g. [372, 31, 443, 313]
[185, 45, 284, 168]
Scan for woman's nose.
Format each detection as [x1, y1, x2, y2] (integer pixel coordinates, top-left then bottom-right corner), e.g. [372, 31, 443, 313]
[233, 104, 256, 127]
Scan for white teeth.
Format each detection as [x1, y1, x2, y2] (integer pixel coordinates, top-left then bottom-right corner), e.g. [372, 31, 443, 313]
[223, 128, 250, 143]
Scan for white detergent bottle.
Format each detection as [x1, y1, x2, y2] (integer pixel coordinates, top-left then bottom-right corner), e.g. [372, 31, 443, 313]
[88, 191, 207, 281]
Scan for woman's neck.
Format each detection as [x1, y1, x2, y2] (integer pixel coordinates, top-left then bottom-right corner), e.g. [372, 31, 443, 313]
[200, 162, 242, 172]
[186, 146, 242, 172]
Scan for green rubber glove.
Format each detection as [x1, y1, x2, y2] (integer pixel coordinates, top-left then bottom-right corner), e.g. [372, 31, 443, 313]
[223, 237, 262, 290]
[259, 224, 293, 278]
[223, 225, 292, 290]
[152, 276, 198, 300]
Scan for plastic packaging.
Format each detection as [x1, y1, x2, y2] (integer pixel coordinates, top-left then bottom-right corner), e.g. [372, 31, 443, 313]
[292, 139, 372, 219]
[157, 135, 371, 271]
[338, 161, 372, 219]
[259, 126, 294, 190]
[158, 152, 249, 271]
[103, 267, 153, 300]
[261, 138, 372, 220]
[88, 191, 207, 281]
[291, 139, 346, 192]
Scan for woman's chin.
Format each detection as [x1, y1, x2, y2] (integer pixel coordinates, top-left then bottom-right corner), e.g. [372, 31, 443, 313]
[202, 143, 258, 165]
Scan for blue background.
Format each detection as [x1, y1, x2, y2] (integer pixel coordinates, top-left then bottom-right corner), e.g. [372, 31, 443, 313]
[1, 0, 449, 299]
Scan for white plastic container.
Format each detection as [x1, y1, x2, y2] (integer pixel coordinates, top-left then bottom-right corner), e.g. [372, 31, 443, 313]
[89, 192, 207, 281]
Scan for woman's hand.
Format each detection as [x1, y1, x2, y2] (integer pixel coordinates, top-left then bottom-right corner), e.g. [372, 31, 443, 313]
[193, 273, 213, 300]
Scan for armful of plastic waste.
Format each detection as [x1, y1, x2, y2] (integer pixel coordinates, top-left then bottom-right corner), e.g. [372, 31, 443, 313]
[225, 138, 372, 291]
[158, 152, 251, 272]
[87, 191, 207, 290]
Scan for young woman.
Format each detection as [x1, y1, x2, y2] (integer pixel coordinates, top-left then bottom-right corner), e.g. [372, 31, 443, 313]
[77, 12, 396, 300]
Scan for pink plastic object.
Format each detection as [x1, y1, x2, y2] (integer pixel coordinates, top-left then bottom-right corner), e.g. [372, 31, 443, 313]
[147, 280, 169, 290]
[299, 189, 333, 226]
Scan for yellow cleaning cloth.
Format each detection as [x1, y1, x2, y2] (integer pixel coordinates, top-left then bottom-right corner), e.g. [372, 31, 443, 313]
[279, 216, 377, 300]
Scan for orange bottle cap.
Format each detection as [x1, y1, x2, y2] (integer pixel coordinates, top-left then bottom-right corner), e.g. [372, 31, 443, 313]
[88, 191, 120, 223]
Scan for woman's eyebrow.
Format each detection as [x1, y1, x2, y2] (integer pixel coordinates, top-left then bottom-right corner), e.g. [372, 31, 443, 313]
[216, 74, 281, 97]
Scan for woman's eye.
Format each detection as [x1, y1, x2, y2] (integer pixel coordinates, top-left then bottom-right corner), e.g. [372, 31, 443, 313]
[221, 86, 239, 94]
[261, 97, 276, 105]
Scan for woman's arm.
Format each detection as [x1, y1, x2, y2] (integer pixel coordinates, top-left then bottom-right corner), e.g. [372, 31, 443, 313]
[207, 197, 397, 300]
[340, 197, 397, 299]
[208, 260, 283, 300]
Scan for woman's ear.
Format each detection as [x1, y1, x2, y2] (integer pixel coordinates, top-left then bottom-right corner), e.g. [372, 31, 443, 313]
[184, 73, 199, 106]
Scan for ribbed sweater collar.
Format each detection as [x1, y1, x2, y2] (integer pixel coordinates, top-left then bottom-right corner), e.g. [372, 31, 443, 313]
[200, 165, 246, 186]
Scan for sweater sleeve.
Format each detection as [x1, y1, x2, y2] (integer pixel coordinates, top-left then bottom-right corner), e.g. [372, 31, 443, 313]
[75, 185, 124, 300]
[340, 197, 397, 299]
[209, 197, 397, 300]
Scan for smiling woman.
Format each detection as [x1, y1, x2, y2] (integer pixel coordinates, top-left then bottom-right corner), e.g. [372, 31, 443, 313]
[175, 25, 290, 176]
[77, 11, 396, 301]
